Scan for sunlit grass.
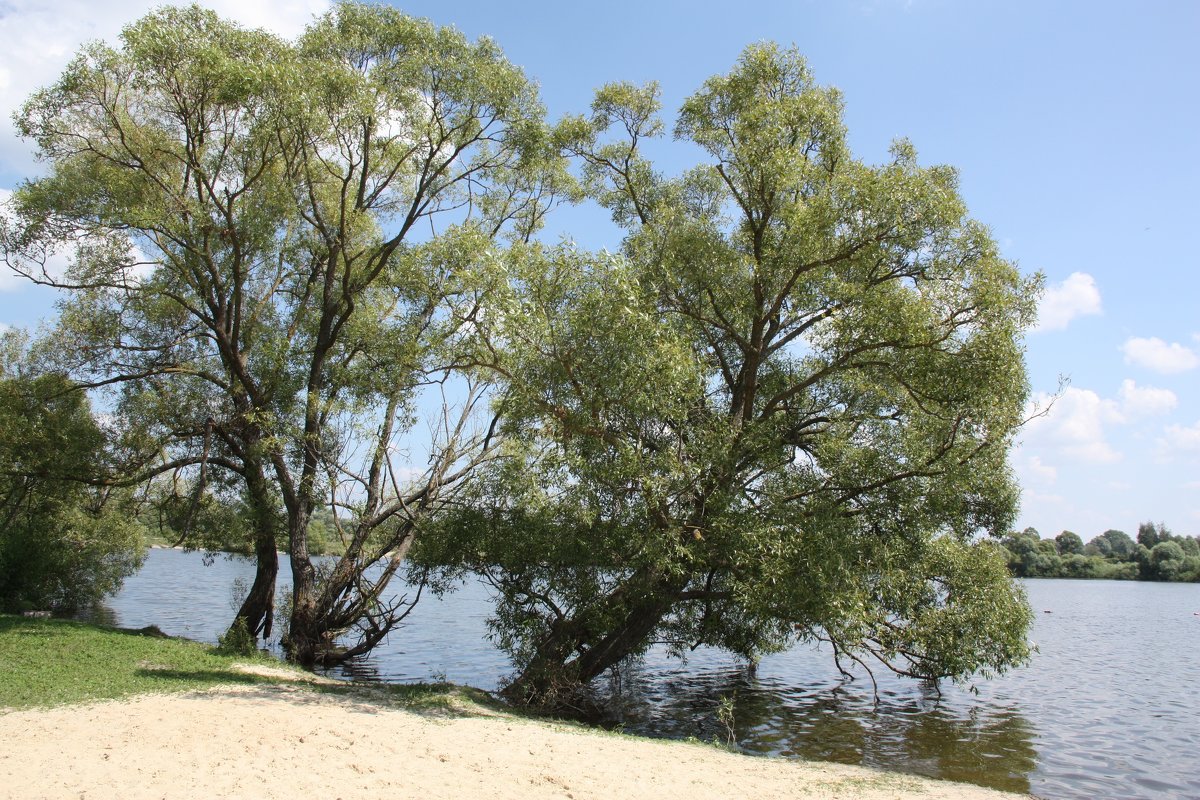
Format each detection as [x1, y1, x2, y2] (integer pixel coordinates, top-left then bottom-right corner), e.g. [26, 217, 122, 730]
[0, 615, 496, 715]
[0, 615, 307, 709]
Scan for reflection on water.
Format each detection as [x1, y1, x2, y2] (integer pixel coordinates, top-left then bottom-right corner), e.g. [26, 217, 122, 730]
[90, 548, 1200, 800]
[604, 666, 1036, 795]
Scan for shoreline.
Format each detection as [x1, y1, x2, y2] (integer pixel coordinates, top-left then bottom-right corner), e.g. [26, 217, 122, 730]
[3, 679, 1033, 800]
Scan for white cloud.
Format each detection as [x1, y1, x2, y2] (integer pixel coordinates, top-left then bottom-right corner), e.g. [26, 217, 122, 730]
[1158, 421, 1200, 457]
[1022, 387, 1123, 464]
[1121, 337, 1199, 374]
[0, 0, 331, 177]
[1034, 272, 1102, 333]
[1118, 379, 1178, 417]
[1024, 455, 1057, 484]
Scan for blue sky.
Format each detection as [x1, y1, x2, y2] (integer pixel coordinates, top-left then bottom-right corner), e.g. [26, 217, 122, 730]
[1, 0, 1197, 540]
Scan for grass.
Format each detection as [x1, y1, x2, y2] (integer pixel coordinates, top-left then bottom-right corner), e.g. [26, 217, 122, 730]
[0, 616, 771, 745]
[0, 614, 503, 715]
[0, 615, 300, 709]
[0, 614, 675, 733]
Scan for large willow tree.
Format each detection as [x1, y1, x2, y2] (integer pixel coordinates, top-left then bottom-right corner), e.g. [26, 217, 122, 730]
[429, 44, 1039, 706]
[2, 3, 564, 662]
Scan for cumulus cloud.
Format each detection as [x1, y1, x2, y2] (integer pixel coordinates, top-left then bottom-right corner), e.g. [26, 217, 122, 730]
[1121, 337, 1199, 374]
[1022, 387, 1123, 464]
[0, 0, 331, 177]
[1034, 272, 1102, 333]
[1158, 421, 1200, 457]
[1023, 454, 1057, 485]
[1118, 379, 1178, 417]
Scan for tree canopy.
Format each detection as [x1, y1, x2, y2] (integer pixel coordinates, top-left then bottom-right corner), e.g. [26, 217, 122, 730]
[1, 2, 564, 661]
[4, 8, 1039, 702]
[420, 43, 1038, 706]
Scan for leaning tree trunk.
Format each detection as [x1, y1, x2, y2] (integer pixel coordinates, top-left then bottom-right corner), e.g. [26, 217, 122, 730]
[502, 578, 684, 709]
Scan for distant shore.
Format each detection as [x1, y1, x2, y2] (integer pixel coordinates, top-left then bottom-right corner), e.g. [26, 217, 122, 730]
[2, 679, 1032, 800]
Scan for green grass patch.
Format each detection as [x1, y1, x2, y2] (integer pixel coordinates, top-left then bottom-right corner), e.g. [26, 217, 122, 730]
[0, 614, 310, 710]
[0, 615, 501, 716]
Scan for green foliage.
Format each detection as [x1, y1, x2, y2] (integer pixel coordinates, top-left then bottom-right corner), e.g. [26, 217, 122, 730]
[437, 43, 1038, 702]
[2, 1, 565, 657]
[214, 616, 258, 656]
[1001, 529, 1061, 578]
[1103, 530, 1138, 559]
[143, 480, 263, 555]
[999, 523, 1199, 582]
[715, 693, 738, 746]
[1137, 521, 1172, 549]
[0, 360, 144, 613]
[1147, 540, 1186, 581]
[1054, 530, 1084, 556]
[1083, 529, 1137, 560]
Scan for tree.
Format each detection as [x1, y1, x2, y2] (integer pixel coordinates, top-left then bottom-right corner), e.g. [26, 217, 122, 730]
[430, 44, 1038, 706]
[1060, 553, 1095, 579]
[1083, 536, 1110, 559]
[0, 335, 143, 612]
[1148, 540, 1185, 581]
[1137, 521, 1171, 549]
[1027, 540, 1063, 578]
[1054, 530, 1084, 556]
[1000, 529, 1041, 577]
[1086, 529, 1136, 561]
[2, 3, 564, 662]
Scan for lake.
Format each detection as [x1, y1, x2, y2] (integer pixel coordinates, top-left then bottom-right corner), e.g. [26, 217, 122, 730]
[93, 547, 1200, 800]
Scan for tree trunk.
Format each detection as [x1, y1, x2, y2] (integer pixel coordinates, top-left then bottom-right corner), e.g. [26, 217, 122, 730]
[284, 595, 330, 666]
[284, 528, 422, 666]
[283, 507, 330, 666]
[501, 579, 683, 708]
[230, 459, 281, 641]
[231, 531, 278, 639]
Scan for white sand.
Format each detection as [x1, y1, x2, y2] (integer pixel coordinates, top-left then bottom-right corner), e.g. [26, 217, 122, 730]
[1, 682, 1032, 800]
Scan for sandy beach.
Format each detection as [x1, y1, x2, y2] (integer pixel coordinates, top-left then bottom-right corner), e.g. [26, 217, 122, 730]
[0, 679, 1032, 800]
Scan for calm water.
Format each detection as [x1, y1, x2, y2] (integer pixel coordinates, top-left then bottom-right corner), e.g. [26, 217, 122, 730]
[95, 548, 1200, 800]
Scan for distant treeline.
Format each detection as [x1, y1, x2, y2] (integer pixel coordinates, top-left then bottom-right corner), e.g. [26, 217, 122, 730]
[1000, 522, 1200, 582]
